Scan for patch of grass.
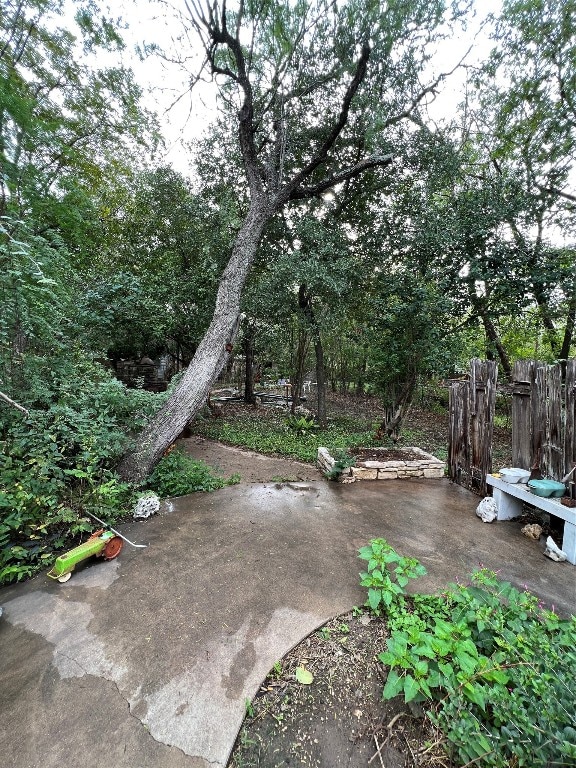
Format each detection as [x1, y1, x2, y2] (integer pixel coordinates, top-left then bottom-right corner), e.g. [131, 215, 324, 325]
[192, 412, 377, 463]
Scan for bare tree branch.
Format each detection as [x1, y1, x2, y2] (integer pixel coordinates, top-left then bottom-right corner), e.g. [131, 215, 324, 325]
[280, 41, 372, 199]
[535, 183, 576, 204]
[0, 390, 29, 416]
[289, 154, 394, 200]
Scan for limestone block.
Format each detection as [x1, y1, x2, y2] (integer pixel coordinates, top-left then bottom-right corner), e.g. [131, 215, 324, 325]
[476, 497, 498, 523]
[133, 493, 160, 519]
[377, 470, 399, 479]
[423, 467, 444, 478]
[521, 523, 542, 540]
[544, 536, 568, 562]
[351, 467, 378, 480]
[317, 447, 335, 473]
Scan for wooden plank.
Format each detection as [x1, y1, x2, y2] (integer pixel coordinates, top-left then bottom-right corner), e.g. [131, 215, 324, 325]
[512, 360, 534, 469]
[532, 364, 547, 475]
[469, 368, 482, 486]
[564, 359, 576, 479]
[479, 361, 498, 494]
[470, 358, 478, 416]
[448, 381, 469, 485]
[548, 364, 563, 480]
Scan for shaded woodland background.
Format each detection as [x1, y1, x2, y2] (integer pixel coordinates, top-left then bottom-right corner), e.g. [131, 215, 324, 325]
[1, 0, 575, 581]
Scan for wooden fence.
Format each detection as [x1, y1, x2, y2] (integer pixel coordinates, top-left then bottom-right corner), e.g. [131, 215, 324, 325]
[511, 359, 576, 481]
[449, 358, 576, 495]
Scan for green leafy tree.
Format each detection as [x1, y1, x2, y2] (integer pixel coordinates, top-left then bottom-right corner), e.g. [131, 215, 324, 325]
[469, 0, 576, 361]
[79, 166, 235, 362]
[0, 0, 158, 234]
[120, 0, 473, 481]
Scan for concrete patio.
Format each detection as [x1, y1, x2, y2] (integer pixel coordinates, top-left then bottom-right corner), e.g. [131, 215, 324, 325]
[0, 475, 574, 768]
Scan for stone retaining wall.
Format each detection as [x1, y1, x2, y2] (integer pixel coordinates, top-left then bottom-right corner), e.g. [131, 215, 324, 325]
[317, 446, 445, 482]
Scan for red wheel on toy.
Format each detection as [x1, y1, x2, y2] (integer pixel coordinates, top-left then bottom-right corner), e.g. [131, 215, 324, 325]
[103, 536, 123, 560]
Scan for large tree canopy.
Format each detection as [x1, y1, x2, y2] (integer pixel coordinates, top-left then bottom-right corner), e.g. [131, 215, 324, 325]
[0, 0, 160, 405]
[118, 0, 473, 481]
[0, 0, 159, 230]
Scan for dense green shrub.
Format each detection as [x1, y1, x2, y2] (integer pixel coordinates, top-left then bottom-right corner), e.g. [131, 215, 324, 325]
[360, 539, 576, 767]
[145, 448, 239, 497]
[0, 374, 165, 585]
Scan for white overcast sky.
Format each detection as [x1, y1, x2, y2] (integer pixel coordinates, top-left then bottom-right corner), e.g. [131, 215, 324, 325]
[102, 0, 502, 172]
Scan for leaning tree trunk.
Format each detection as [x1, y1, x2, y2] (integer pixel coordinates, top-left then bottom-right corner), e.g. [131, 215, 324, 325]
[243, 323, 256, 404]
[480, 312, 512, 379]
[469, 290, 512, 379]
[117, 199, 270, 483]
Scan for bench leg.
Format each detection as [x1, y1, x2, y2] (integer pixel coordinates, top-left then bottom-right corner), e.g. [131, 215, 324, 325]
[492, 488, 523, 520]
[562, 522, 576, 565]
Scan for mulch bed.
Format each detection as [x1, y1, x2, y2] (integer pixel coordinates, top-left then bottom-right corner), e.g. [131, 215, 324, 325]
[228, 609, 450, 768]
[350, 448, 426, 462]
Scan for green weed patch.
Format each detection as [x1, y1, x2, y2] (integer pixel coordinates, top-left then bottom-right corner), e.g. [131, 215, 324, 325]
[360, 539, 576, 767]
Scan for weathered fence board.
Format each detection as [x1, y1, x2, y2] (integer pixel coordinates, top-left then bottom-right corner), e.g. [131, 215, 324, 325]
[533, 364, 547, 475]
[448, 381, 469, 485]
[565, 359, 576, 477]
[511, 360, 534, 470]
[548, 365, 563, 480]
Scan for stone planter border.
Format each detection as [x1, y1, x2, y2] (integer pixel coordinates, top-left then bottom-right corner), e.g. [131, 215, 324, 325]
[317, 446, 445, 482]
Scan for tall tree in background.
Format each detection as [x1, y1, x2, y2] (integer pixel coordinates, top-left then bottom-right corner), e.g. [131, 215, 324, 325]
[80, 166, 235, 363]
[0, 0, 158, 404]
[0, 0, 158, 229]
[119, 0, 471, 481]
[471, 0, 576, 361]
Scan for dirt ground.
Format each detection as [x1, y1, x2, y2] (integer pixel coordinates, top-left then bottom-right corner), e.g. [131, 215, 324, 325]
[179, 435, 322, 483]
[227, 608, 449, 768]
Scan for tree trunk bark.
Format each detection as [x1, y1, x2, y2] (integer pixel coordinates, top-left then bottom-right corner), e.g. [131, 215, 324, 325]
[243, 323, 256, 404]
[480, 311, 512, 379]
[560, 294, 576, 363]
[355, 357, 367, 395]
[469, 287, 512, 379]
[298, 284, 327, 427]
[290, 323, 309, 414]
[117, 198, 270, 482]
[373, 373, 418, 443]
[533, 285, 561, 359]
[314, 334, 327, 428]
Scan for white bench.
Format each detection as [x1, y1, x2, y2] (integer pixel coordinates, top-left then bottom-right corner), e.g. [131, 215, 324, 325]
[486, 474, 576, 565]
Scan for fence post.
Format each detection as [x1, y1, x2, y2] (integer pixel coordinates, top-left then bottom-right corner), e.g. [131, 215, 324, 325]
[448, 381, 469, 485]
[511, 360, 534, 470]
[565, 360, 576, 479]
